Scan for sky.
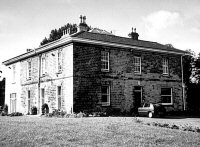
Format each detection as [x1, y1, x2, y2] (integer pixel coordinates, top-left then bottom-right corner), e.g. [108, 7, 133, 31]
[0, 0, 200, 78]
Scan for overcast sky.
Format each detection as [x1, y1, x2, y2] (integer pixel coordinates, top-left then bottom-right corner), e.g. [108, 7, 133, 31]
[0, 0, 200, 76]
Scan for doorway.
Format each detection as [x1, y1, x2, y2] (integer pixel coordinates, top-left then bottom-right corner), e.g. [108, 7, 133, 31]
[28, 90, 31, 113]
[134, 86, 142, 110]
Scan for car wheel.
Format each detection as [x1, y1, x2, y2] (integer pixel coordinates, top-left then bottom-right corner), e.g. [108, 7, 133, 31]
[148, 112, 153, 118]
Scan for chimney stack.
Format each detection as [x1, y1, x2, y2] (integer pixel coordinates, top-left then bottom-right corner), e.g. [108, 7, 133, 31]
[129, 27, 139, 40]
[27, 49, 33, 52]
[78, 15, 89, 32]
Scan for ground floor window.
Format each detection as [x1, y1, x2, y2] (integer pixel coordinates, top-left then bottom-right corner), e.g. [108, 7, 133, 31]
[101, 85, 110, 106]
[28, 90, 31, 113]
[10, 93, 16, 113]
[57, 86, 62, 110]
[161, 88, 172, 105]
[41, 88, 45, 105]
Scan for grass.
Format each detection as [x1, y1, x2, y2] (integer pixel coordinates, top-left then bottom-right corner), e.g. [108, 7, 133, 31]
[0, 116, 200, 146]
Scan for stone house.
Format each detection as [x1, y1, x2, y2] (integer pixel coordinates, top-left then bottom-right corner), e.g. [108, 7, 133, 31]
[3, 17, 187, 114]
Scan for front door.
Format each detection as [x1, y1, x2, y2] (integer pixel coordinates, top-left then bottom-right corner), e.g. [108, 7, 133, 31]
[134, 86, 142, 112]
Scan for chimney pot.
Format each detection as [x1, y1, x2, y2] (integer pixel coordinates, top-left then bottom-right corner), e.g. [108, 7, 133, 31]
[130, 27, 139, 40]
[78, 15, 88, 32]
[80, 15, 83, 23]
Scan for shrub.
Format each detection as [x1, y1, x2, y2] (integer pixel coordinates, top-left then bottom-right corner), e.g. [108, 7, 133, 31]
[10, 112, 23, 117]
[31, 106, 37, 115]
[3, 104, 8, 115]
[41, 103, 49, 114]
[183, 126, 194, 132]
[171, 124, 179, 130]
[195, 127, 200, 133]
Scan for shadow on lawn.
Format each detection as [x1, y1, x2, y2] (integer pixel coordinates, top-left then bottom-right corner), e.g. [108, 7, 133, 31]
[154, 115, 200, 119]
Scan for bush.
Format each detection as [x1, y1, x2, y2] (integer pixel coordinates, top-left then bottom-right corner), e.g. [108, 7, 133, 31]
[41, 103, 49, 114]
[170, 124, 179, 130]
[31, 106, 37, 115]
[51, 109, 66, 117]
[10, 112, 23, 117]
[3, 104, 8, 115]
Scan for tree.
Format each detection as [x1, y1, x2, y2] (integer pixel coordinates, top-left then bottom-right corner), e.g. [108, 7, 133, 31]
[183, 49, 200, 113]
[165, 44, 174, 48]
[183, 49, 195, 86]
[40, 23, 78, 46]
[193, 53, 200, 84]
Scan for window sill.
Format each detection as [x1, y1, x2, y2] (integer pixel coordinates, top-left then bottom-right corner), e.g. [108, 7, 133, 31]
[162, 73, 169, 77]
[26, 78, 31, 81]
[101, 69, 109, 72]
[161, 103, 173, 106]
[41, 73, 47, 77]
[134, 72, 141, 75]
[102, 102, 110, 106]
[56, 71, 62, 74]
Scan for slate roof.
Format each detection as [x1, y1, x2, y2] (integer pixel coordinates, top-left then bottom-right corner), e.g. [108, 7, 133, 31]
[72, 31, 186, 54]
[3, 30, 187, 65]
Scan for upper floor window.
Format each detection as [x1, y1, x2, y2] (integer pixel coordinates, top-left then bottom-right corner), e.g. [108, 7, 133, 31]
[41, 55, 46, 75]
[57, 50, 62, 73]
[27, 61, 32, 80]
[161, 88, 173, 105]
[12, 65, 16, 83]
[101, 51, 109, 71]
[101, 85, 110, 106]
[134, 56, 141, 74]
[163, 58, 169, 75]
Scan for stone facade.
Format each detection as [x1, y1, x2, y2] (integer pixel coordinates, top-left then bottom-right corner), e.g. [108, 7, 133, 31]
[73, 43, 183, 113]
[3, 31, 185, 115]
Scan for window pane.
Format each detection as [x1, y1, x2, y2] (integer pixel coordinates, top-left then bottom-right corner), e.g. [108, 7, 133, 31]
[101, 51, 109, 71]
[58, 86, 61, 96]
[161, 88, 171, 95]
[102, 95, 108, 103]
[102, 86, 107, 94]
[162, 96, 171, 103]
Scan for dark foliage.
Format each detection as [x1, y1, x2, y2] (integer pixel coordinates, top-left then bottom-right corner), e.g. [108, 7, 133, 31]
[9, 112, 23, 117]
[31, 106, 37, 115]
[3, 104, 8, 115]
[40, 23, 78, 46]
[41, 103, 49, 114]
[0, 78, 5, 107]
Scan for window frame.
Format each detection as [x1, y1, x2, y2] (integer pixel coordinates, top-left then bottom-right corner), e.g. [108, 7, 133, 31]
[161, 88, 173, 105]
[163, 58, 169, 75]
[134, 56, 141, 74]
[101, 85, 110, 106]
[101, 51, 109, 72]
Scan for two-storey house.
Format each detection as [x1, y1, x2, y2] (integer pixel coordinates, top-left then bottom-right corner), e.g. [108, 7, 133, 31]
[3, 16, 187, 114]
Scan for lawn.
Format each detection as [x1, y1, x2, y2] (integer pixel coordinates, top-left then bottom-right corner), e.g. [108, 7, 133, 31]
[0, 116, 200, 147]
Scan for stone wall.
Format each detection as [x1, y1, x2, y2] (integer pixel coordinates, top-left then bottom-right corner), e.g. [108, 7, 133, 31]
[73, 43, 183, 113]
[20, 44, 73, 114]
